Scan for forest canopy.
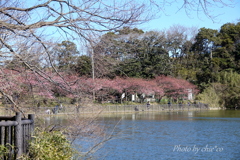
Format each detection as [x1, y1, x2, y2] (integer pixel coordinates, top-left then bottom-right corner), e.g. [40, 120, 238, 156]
[1, 21, 239, 109]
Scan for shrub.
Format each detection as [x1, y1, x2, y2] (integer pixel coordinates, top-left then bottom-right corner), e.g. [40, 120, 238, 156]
[0, 145, 10, 159]
[21, 127, 77, 160]
[196, 84, 222, 108]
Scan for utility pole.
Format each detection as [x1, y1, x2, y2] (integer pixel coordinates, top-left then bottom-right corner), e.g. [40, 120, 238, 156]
[90, 41, 95, 101]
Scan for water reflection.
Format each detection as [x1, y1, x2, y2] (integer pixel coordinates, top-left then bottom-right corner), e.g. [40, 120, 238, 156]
[39, 110, 240, 160]
[99, 110, 203, 121]
[94, 110, 240, 160]
[99, 110, 240, 121]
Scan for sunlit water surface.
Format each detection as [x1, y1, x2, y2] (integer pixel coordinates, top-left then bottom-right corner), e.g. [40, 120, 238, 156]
[44, 110, 240, 160]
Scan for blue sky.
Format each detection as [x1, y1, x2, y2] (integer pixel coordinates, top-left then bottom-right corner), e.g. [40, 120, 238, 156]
[140, 0, 240, 31]
[30, 0, 239, 47]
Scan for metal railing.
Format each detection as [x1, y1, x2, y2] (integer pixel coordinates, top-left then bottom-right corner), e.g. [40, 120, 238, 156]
[24, 103, 209, 115]
[1, 103, 209, 116]
[100, 103, 209, 113]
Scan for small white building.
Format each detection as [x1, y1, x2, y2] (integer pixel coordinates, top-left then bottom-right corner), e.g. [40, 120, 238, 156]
[186, 89, 193, 100]
[130, 93, 155, 102]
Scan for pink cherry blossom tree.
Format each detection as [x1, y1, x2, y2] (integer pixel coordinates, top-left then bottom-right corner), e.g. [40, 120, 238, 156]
[155, 76, 198, 100]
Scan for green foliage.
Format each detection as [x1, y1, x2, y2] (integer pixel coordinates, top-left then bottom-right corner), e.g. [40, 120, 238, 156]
[215, 70, 240, 85]
[197, 71, 240, 108]
[159, 97, 169, 104]
[0, 145, 10, 159]
[87, 23, 240, 108]
[54, 41, 79, 70]
[174, 66, 197, 82]
[116, 27, 144, 35]
[95, 28, 172, 78]
[73, 55, 92, 77]
[7, 23, 239, 108]
[117, 59, 142, 78]
[196, 83, 223, 108]
[21, 128, 77, 160]
[192, 27, 219, 54]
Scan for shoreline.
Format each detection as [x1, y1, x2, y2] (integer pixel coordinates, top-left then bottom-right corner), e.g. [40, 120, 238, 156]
[0, 105, 226, 117]
[32, 107, 212, 118]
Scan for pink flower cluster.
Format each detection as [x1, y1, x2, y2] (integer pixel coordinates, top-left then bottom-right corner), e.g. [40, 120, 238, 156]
[0, 69, 198, 102]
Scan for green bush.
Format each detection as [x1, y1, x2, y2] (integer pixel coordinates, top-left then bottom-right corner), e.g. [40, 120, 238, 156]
[21, 127, 77, 160]
[196, 84, 222, 108]
[0, 145, 10, 159]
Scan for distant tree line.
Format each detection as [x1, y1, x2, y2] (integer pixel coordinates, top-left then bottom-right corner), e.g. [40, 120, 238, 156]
[46, 22, 240, 108]
[61, 23, 240, 82]
[0, 0, 237, 111]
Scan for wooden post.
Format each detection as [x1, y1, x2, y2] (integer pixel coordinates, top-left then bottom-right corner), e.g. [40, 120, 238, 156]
[0, 127, 2, 145]
[15, 112, 22, 159]
[6, 126, 11, 159]
[28, 114, 35, 133]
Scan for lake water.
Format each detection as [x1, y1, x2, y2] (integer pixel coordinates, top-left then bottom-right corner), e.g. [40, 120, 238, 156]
[44, 110, 240, 160]
[90, 110, 240, 160]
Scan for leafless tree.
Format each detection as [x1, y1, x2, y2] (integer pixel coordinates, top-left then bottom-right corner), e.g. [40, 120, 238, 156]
[151, 0, 234, 21]
[0, 0, 234, 158]
[0, 0, 148, 112]
[0, 0, 234, 112]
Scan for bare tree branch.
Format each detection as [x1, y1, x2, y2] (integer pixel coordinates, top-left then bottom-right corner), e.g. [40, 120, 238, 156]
[0, 0, 234, 113]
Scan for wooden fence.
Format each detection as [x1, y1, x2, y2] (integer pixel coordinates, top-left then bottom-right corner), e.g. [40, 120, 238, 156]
[0, 112, 34, 160]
